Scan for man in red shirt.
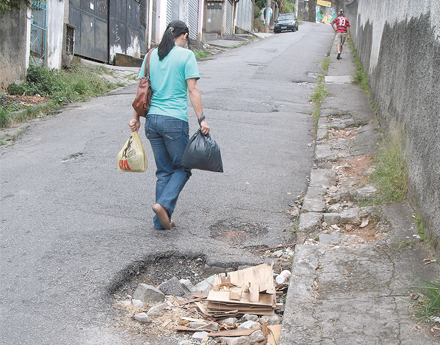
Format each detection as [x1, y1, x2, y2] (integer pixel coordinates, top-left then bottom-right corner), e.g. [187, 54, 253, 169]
[331, 9, 351, 60]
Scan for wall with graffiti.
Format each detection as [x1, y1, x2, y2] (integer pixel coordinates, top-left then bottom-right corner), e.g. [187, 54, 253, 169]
[316, 5, 336, 24]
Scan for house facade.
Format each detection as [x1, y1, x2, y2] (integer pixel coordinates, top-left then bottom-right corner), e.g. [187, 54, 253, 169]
[0, 0, 254, 87]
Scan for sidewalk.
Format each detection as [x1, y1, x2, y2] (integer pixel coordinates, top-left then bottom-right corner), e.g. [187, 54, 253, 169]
[280, 45, 440, 344]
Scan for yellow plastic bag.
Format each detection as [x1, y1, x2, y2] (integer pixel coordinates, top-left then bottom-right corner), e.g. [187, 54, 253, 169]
[117, 131, 147, 172]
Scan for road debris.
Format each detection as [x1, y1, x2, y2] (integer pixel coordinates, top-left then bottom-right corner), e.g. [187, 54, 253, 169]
[113, 263, 286, 344]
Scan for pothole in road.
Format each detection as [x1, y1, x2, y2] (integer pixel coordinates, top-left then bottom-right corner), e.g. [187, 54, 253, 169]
[110, 252, 211, 297]
[110, 253, 214, 344]
[109, 253, 270, 344]
[209, 218, 269, 246]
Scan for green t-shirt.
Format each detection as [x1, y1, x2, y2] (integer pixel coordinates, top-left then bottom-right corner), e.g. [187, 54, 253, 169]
[138, 47, 200, 122]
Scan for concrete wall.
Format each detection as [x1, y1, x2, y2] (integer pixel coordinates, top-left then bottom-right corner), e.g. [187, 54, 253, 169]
[46, 0, 65, 69]
[346, 0, 440, 255]
[0, 8, 29, 89]
[205, 3, 224, 34]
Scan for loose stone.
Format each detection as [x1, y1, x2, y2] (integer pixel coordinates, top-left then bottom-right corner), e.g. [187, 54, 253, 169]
[146, 302, 168, 317]
[192, 331, 209, 340]
[134, 312, 152, 323]
[131, 299, 144, 308]
[133, 283, 165, 303]
[249, 330, 266, 343]
[238, 320, 261, 330]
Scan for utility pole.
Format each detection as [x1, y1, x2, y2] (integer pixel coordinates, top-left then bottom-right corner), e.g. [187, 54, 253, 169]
[295, 0, 299, 18]
[264, 0, 271, 33]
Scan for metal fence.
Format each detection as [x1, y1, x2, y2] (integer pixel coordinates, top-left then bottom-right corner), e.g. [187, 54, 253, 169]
[30, 0, 47, 66]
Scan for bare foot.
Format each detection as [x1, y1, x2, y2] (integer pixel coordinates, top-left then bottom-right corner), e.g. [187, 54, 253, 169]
[152, 203, 172, 230]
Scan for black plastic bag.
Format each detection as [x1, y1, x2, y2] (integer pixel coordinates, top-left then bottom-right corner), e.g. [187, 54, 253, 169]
[181, 129, 223, 172]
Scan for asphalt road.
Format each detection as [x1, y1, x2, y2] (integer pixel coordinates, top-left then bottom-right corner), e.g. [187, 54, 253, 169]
[0, 22, 334, 344]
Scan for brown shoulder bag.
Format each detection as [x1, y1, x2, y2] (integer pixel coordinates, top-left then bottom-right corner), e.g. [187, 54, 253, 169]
[132, 48, 154, 117]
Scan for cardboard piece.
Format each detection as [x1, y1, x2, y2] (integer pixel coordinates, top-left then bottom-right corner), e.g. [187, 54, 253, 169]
[206, 263, 278, 316]
[173, 326, 213, 333]
[267, 324, 282, 345]
[212, 263, 275, 294]
[208, 329, 255, 337]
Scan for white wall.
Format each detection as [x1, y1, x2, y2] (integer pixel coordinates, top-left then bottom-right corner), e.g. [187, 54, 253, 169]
[46, 0, 65, 69]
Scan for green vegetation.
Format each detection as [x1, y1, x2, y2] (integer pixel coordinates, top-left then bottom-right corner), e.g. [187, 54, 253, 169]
[415, 215, 427, 242]
[255, 0, 296, 14]
[350, 40, 370, 99]
[1, 64, 117, 128]
[357, 197, 383, 207]
[370, 132, 408, 203]
[411, 276, 440, 323]
[0, 0, 33, 15]
[309, 57, 331, 132]
[193, 49, 211, 60]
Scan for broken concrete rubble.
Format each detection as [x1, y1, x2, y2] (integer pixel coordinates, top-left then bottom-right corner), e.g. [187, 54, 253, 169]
[115, 264, 285, 344]
[158, 276, 191, 297]
[134, 312, 152, 323]
[133, 283, 165, 303]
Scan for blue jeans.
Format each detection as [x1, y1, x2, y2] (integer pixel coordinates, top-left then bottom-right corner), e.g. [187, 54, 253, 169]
[145, 115, 191, 229]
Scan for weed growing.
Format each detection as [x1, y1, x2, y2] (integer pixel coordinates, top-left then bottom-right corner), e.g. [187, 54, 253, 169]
[2, 64, 116, 128]
[370, 133, 408, 203]
[415, 215, 427, 242]
[350, 40, 370, 99]
[411, 276, 440, 323]
[308, 57, 331, 133]
[193, 50, 212, 60]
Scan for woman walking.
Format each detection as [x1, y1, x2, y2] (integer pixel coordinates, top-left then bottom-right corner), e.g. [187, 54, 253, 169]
[129, 20, 210, 230]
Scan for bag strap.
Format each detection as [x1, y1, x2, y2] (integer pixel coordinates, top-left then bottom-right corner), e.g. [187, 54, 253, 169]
[143, 48, 155, 78]
[198, 113, 206, 126]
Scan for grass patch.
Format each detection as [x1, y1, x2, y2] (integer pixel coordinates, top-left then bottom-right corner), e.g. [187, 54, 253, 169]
[193, 49, 212, 60]
[415, 215, 427, 242]
[411, 276, 440, 323]
[2, 64, 117, 128]
[309, 59, 331, 132]
[357, 197, 384, 207]
[370, 132, 408, 203]
[350, 40, 370, 99]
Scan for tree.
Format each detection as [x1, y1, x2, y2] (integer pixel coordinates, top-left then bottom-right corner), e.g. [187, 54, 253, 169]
[0, 0, 32, 15]
[278, 0, 295, 13]
[308, 0, 316, 22]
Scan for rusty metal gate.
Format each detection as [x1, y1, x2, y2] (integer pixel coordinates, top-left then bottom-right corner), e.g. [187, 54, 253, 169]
[69, 0, 145, 63]
[30, 1, 47, 66]
[69, 0, 109, 62]
[109, 0, 145, 61]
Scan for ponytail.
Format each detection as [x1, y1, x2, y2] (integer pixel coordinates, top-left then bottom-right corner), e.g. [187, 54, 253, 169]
[158, 20, 190, 60]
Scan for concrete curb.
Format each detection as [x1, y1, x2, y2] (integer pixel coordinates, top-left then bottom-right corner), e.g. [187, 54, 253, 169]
[280, 44, 440, 344]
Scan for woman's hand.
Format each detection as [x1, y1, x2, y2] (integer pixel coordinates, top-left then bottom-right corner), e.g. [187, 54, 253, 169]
[129, 118, 140, 132]
[200, 119, 210, 135]
[129, 111, 140, 132]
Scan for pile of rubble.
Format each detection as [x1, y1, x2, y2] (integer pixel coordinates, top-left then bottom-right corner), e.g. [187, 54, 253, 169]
[114, 264, 288, 345]
[296, 111, 391, 247]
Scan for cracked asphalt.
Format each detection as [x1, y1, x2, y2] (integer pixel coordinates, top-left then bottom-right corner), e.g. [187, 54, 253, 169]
[0, 22, 334, 344]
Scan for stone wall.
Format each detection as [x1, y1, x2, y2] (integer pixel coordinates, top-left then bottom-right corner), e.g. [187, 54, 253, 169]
[0, 8, 29, 89]
[346, 0, 440, 255]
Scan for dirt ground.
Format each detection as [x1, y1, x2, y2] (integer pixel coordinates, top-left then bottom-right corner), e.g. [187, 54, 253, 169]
[0, 93, 48, 108]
